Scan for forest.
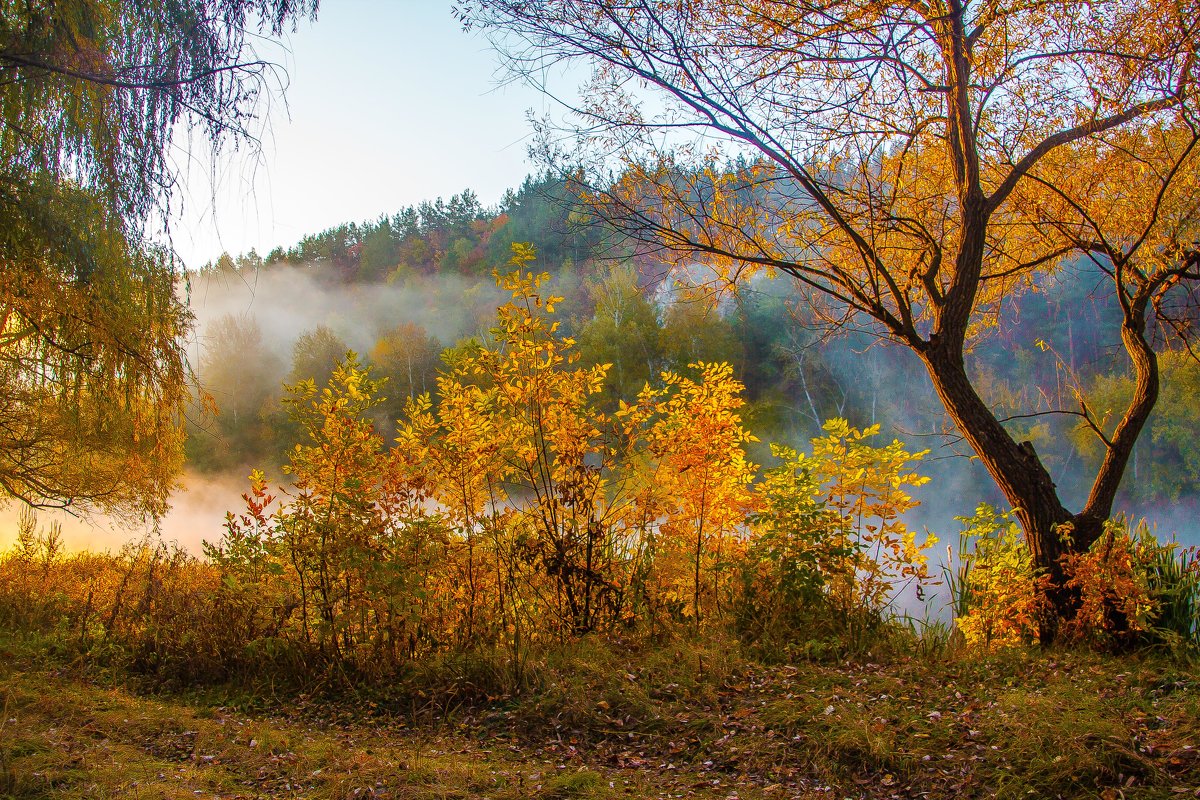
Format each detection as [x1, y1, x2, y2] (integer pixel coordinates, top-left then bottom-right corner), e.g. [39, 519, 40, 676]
[2, 1, 1200, 799]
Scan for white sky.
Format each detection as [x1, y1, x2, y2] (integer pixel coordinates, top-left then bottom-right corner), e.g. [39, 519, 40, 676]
[168, 0, 563, 269]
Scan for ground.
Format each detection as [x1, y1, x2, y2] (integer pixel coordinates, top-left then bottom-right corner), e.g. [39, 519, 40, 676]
[1, 637, 1198, 799]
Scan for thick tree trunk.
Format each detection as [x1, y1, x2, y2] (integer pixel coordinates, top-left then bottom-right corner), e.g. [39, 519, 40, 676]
[919, 288, 1160, 642]
[912, 148, 1170, 641]
[919, 339, 1077, 640]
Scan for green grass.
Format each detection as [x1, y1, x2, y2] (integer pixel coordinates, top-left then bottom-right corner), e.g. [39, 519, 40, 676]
[0, 630, 1198, 799]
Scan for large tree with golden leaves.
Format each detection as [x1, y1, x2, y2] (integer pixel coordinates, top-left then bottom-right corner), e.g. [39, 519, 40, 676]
[460, 0, 1200, 635]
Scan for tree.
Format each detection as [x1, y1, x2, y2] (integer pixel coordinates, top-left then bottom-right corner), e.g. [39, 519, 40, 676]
[288, 325, 348, 389]
[187, 313, 283, 471]
[406, 250, 626, 638]
[0, 191, 188, 516]
[2, 0, 317, 223]
[659, 294, 741, 375]
[358, 217, 399, 281]
[462, 0, 1200, 636]
[741, 423, 935, 645]
[275, 353, 390, 664]
[211, 352, 445, 671]
[488, 172, 602, 269]
[621, 361, 758, 626]
[576, 264, 663, 407]
[0, 0, 317, 515]
[370, 322, 442, 432]
[370, 323, 441, 401]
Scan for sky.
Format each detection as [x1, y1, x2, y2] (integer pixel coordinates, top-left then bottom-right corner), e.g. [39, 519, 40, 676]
[169, 0, 561, 270]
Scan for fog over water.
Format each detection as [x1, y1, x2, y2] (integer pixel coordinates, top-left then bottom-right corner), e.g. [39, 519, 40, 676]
[0, 472, 245, 555]
[0, 266, 506, 555]
[188, 265, 504, 359]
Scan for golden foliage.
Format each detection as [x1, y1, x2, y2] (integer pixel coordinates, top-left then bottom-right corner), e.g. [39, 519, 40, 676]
[952, 505, 1046, 651]
[618, 361, 759, 625]
[807, 420, 936, 615]
[1059, 519, 1162, 647]
[464, 2, 1200, 631]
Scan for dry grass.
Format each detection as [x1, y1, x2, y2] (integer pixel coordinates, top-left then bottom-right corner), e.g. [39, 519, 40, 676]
[1, 632, 1198, 799]
[0, 635, 775, 799]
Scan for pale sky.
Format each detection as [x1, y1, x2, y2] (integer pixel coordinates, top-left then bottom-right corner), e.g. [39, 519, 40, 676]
[169, 0, 562, 269]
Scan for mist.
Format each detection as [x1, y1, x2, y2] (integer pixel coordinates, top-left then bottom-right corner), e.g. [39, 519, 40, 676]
[187, 265, 506, 361]
[0, 471, 246, 555]
[0, 266, 512, 555]
[4, 251, 1196, 601]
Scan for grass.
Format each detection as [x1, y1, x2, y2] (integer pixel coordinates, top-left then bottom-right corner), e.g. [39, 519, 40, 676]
[0, 630, 1198, 799]
[0, 663, 595, 800]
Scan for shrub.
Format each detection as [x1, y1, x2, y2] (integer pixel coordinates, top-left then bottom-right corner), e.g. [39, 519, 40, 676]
[950, 509, 1200, 653]
[1061, 517, 1199, 651]
[737, 423, 937, 654]
[950, 504, 1044, 650]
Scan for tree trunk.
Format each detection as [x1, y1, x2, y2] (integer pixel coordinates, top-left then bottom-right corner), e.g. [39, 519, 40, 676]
[919, 289, 1160, 642]
[919, 338, 1076, 640]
